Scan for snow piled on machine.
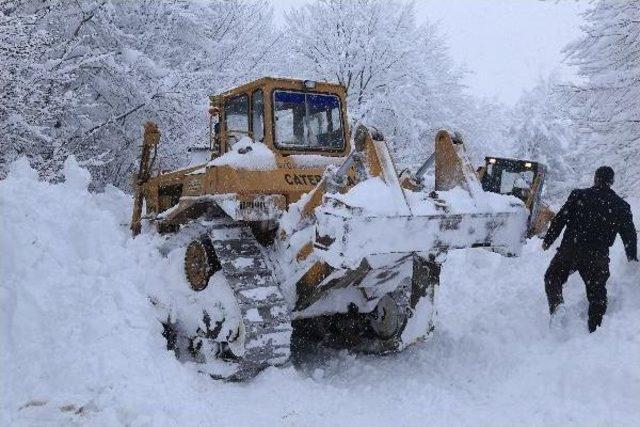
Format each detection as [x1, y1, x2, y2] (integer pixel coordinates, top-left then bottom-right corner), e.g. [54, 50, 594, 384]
[208, 137, 277, 170]
[328, 176, 526, 216]
[2, 159, 640, 426]
[318, 177, 528, 268]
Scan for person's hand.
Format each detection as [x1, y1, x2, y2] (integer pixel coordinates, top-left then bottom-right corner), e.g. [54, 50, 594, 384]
[542, 241, 550, 251]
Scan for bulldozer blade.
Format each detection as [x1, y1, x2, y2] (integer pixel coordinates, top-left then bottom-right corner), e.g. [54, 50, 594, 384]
[314, 207, 528, 269]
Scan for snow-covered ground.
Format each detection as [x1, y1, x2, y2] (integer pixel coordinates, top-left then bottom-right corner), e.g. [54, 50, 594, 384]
[1, 159, 639, 426]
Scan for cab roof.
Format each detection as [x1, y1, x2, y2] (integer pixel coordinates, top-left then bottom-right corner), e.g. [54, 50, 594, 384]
[213, 77, 347, 98]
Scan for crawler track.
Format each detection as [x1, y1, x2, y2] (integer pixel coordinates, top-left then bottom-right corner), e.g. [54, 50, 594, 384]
[207, 220, 292, 377]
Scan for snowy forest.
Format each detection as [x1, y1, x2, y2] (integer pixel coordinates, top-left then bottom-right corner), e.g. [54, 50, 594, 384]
[2, 0, 638, 201]
[2, 1, 640, 426]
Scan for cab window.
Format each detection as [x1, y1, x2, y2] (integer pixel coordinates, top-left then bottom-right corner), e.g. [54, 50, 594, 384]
[499, 170, 534, 195]
[273, 90, 344, 151]
[224, 94, 249, 144]
[252, 90, 264, 142]
[482, 161, 537, 202]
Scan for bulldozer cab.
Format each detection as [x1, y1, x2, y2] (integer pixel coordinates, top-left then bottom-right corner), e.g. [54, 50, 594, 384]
[209, 77, 350, 158]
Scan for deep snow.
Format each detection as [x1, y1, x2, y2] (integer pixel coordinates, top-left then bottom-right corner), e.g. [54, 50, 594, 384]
[1, 159, 639, 426]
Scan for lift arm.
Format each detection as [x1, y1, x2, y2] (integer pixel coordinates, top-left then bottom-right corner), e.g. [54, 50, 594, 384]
[131, 122, 160, 236]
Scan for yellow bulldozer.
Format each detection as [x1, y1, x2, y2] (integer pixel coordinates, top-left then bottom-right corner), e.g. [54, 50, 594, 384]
[131, 77, 550, 380]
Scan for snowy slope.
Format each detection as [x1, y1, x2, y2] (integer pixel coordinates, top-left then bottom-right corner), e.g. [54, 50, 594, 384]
[1, 159, 639, 426]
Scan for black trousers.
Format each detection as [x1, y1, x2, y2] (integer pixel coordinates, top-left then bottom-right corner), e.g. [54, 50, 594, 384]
[544, 248, 610, 332]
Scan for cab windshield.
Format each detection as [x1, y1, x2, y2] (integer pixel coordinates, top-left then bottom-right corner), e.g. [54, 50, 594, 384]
[273, 90, 344, 151]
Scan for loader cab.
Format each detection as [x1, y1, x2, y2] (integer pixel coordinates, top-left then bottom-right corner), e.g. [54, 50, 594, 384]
[479, 157, 548, 235]
[210, 77, 350, 158]
[480, 158, 544, 201]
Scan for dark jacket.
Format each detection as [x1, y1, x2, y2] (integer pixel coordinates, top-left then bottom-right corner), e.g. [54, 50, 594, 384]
[544, 185, 637, 260]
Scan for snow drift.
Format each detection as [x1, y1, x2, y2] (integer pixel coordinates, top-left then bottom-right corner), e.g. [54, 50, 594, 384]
[1, 159, 639, 426]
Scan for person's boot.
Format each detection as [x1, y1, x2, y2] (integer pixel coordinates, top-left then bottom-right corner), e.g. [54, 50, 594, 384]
[588, 302, 606, 333]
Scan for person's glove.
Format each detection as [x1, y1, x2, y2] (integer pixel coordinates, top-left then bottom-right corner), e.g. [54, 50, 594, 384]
[542, 241, 550, 251]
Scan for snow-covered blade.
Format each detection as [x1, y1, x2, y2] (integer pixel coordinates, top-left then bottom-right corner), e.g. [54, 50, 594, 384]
[315, 178, 528, 269]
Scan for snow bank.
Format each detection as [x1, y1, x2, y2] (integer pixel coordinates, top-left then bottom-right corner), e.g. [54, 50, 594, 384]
[0, 157, 190, 425]
[1, 159, 639, 426]
[208, 137, 276, 170]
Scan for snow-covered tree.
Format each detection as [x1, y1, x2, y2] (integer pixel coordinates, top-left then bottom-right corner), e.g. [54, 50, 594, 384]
[563, 0, 640, 196]
[65, 0, 276, 188]
[507, 77, 578, 203]
[282, 0, 417, 112]
[0, 2, 82, 180]
[2, 0, 514, 188]
[280, 0, 480, 168]
[0, 0, 275, 189]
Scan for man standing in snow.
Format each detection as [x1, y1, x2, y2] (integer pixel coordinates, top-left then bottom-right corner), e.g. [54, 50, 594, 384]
[542, 166, 637, 332]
